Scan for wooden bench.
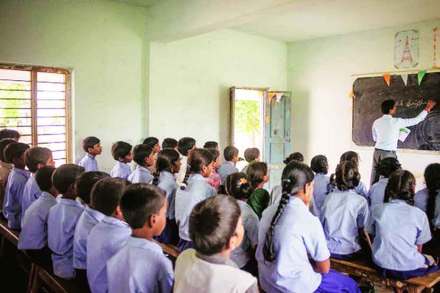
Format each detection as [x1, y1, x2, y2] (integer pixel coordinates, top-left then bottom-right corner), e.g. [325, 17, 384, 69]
[331, 258, 440, 293]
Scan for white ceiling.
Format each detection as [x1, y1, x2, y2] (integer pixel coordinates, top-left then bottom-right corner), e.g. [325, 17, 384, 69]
[233, 0, 440, 42]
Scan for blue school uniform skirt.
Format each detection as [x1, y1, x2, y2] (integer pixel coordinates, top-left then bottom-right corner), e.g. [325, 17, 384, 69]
[177, 239, 193, 251]
[315, 270, 361, 293]
[377, 257, 440, 280]
[158, 218, 179, 245]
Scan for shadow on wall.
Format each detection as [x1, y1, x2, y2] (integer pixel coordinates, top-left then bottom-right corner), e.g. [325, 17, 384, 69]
[291, 88, 310, 160]
[218, 85, 230, 148]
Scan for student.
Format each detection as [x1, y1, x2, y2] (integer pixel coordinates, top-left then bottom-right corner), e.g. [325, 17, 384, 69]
[247, 162, 270, 218]
[128, 144, 155, 184]
[0, 128, 20, 141]
[225, 173, 259, 275]
[218, 145, 239, 184]
[335, 151, 368, 198]
[0, 138, 16, 208]
[2, 142, 30, 229]
[320, 161, 370, 259]
[87, 178, 130, 293]
[143, 137, 161, 153]
[284, 152, 304, 164]
[310, 155, 330, 217]
[368, 170, 438, 280]
[368, 157, 401, 207]
[78, 136, 102, 172]
[242, 147, 260, 174]
[175, 148, 216, 251]
[18, 166, 57, 267]
[110, 141, 133, 180]
[162, 137, 178, 150]
[206, 148, 221, 191]
[203, 141, 219, 150]
[47, 164, 85, 279]
[256, 161, 360, 293]
[176, 137, 196, 186]
[21, 147, 54, 220]
[174, 195, 258, 293]
[153, 148, 181, 244]
[107, 184, 174, 293]
[73, 172, 109, 274]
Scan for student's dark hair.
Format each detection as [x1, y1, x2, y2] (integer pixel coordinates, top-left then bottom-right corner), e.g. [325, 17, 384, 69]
[339, 151, 360, 168]
[4, 142, 29, 163]
[424, 164, 440, 225]
[0, 129, 20, 141]
[120, 184, 166, 229]
[0, 138, 16, 162]
[384, 170, 416, 205]
[207, 149, 219, 161]
[263, 161, 314, 262]
[153, 149, 180, 185]
[284, 152, 304, 164]
[203, 141, 218, 150]
[76, 171, 109, 204]
[178, 137, 196, 156]
[223, 145, 239, 161]
[143, 137, 159, 149]
[189, 195, 241, 255]
[111, 141, 132, 161]
[52, 164, 84, 194]
[377, 157, 401, 178]
[381, 99, 396, 114]
[310, 155, 328, 174]
[189, 148, 213, 174]
[162, 138, 178, 149]
[35, 166, 56, 192]
[82, 136, 100, 153]
[24, 147, 52, 173]
[246, 162, 268, 190]
[335, 161, 361, 191]
[244, 148, 260, 163]
[133, 144, 153, 166]
[225, 172, 252, 200]
[91, 177, 129, 215]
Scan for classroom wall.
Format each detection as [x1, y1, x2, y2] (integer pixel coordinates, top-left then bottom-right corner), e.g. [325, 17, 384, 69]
[148, 29, 287, 148]
[287, 19, 440, 185]
[0, 0, 148, 171]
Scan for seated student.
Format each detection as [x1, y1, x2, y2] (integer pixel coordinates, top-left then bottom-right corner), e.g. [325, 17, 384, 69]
[162, 137, 178, 150]
[206, 149, 221, 191]
[73, 172, 109, 276]
[21, 147, 54, 221]
[332, 151, 368, 198]
[241, 147, 260, 174]
[2, 142, 30, 229]
[0, 128, 20, 141]
[218, 145, 239, 185]
[153, 149, 181, 245]
[78, 136, 102, 172]
[368, 157, 401, 207]
[87, 178, 130, 293]
[47, 164, 85, 279]
[247, 162, 270, 218]
[203, 141, 219, 150]
[321, 161, 370, 259]
[175, 148, 216, 251]
[0, 138, 16, 209]
[107, 184, 174, 293]
[284, 151, 304, 163]
[256, 161, 360, 293]
[310, 155, 330, 217]
[225, 173, 259, 275]
[176, 137, 196, 186]
[18, 166, 57, 268]
[143, 137, 161, 154]
[110, 141, 133, 180]
[368, 170, 438, 280]
[174, 195, 258, 293]
[128, 144, 155, 184]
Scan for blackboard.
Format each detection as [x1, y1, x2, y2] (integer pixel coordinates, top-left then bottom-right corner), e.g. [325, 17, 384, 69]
[352, 72, 440, 151]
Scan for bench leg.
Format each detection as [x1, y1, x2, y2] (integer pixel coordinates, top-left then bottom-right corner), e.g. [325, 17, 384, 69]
[28, 264, 41, 293]
[407, 285, 426, 293]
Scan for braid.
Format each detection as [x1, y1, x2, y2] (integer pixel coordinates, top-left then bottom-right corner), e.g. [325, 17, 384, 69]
[427, 189, 437, 226]
[152, 171, 160, 186]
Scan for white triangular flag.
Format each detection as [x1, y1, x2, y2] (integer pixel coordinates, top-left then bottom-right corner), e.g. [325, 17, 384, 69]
[401, 73, 409, 86]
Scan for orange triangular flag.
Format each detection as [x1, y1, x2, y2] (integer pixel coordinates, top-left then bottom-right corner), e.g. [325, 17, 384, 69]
[383, 73, 391, 86]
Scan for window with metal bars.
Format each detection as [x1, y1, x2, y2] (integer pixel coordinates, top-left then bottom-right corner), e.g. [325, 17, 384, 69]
[0, 64, 72, 166]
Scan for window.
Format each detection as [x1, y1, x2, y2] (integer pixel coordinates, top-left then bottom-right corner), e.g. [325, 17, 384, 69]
[0, 64, 72, 166]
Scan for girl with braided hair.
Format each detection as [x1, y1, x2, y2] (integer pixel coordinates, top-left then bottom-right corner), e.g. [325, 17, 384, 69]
[256, 161, 360, 293]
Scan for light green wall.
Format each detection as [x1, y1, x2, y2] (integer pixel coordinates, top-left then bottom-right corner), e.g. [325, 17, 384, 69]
[149, 29, 287, 148]
[287, 19, 440, 184]
[0, 0, 148, 171]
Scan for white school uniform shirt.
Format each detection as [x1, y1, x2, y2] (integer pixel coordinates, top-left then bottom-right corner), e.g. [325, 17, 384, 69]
[78, 153, 98, 172]
[18, 191, 57, 250]
[372, 110, 428, 151]
[175, 174, 216, 241]
[218, 161, 239, 184]
[3, 167, 30, 229]
[367, 199, 431, 271]
[414, 188, 440, 228]
[47, 197, 85, 279]
[110, 161, 131, 180]
[87, 216, 131, 293]
[174, 249, 257, 293]
[158, 171, 178, 220]
[73, 206, 105, 270]
[21, 174, 42, 226]
[231, 200, 259, 268]
[256, 196, 330, 293]
[128, 165, 154, 184]
[368, 177, 388, 207]
[176, 155, 188, 186]
[107, 237, 174, 293]
[270, 185, 282, 207]
[311, 173, 330, 217]
[321, 189, 369, 255]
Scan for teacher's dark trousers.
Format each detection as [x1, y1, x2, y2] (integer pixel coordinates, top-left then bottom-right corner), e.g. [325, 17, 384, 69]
[370, 148, 397, 186]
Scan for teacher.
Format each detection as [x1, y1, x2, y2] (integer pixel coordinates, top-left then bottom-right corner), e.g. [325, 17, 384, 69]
[370, 98, 437, 185]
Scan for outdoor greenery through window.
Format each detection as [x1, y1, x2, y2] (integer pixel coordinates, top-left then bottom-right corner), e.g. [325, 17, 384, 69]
[0, 64, 71, 166]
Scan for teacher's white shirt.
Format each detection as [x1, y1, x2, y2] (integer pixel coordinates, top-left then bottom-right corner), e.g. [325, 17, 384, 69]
[372, 110, 427, 151]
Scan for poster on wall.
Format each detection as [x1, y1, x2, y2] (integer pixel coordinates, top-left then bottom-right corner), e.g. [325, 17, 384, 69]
[434, 27, 440, 68]
[394, 30, 419, 69]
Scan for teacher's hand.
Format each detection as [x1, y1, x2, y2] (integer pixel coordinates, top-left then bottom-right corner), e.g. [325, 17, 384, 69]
[425, 99, 437, 112]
